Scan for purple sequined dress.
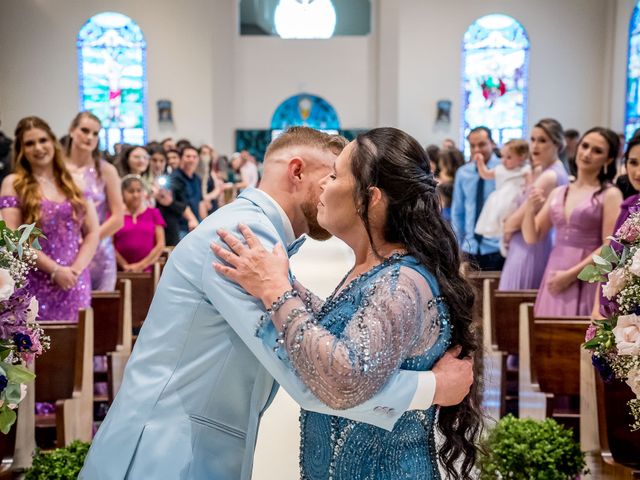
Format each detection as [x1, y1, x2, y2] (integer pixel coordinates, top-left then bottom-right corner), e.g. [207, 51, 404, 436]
[499, 161, 569, 290]
[534, 185, 605, 316]
[81, 162, 116, 291]
[0, 196, 90, 322]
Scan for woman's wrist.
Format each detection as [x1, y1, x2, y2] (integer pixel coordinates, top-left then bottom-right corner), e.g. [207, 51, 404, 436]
[261, 283, 294, 309]
[50, 264, 60, 281]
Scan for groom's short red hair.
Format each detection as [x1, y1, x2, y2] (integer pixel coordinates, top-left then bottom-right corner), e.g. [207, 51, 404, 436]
[265, 127, 347, 161]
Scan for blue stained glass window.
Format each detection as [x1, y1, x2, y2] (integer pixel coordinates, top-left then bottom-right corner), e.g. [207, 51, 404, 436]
[626, 2, 640, 141]
[462, 14, 529, 154]
[77, 12, 147, 153]
[271, 93, 340, 139]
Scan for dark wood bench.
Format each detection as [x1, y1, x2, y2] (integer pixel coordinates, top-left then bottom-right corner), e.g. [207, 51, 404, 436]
[116, 271, 157, 334]
[0, 416, 16, 478]
[596, 373, 640, 477]
[488, 289, 538, 417]
[491, 289, 538, 355]
[91, 279, 132, 403]
[35, 310, 94, 447]
[523, 304, 589, 436]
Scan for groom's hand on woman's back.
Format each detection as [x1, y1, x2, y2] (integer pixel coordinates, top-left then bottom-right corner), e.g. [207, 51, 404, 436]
[431, 346, 474, 407]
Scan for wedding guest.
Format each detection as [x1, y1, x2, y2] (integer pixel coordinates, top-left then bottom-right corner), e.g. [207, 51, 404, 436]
[161, 137, 175, 153]
[561, 128, 580, 173]
[0, 116, 99, 321]
[451, 126, 503, 270]
[442, 138, 457, 150]
[166, 148, 180, 173]
[523, 127, 622, 316]
[147, 145, 168, 183]
[114, 175, 166, 273]
[202, 155, 225, 216]
[65, 111, 124, 291]
[597, 135, 640, 318]
[426, 144, 440, 177]
[0, 121, 12, 183]
[437, 149, 464, 221]
[499, 119, 569, 290]
[198, 144, 216, 180]
[170, 145, 201, 240]
[437, 148, 464, 184]
[118, 145, 150, 179]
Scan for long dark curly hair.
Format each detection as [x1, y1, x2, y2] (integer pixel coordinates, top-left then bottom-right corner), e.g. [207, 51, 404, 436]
[349, 127, 483, 479]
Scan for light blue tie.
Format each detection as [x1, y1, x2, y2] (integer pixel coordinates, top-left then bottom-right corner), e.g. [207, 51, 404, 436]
[286, 236, 307, 257]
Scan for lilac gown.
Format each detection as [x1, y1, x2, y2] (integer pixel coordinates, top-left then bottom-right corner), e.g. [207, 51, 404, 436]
[534, 185, 605, 316]
[0, 196, 91, 322]
[499, 161, 569, 290]
[82, 162, 117, 291]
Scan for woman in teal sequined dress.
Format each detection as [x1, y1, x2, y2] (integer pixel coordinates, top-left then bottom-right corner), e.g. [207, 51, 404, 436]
[215, 128, 482, 479]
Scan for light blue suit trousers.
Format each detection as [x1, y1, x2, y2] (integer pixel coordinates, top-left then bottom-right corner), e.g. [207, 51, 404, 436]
[80, 188, 421, 479]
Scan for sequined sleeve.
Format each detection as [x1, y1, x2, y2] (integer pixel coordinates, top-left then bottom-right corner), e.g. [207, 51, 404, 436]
[292, 279, 324, 314]
[270, 266, 441, 410]
[0, 196, 20, 209]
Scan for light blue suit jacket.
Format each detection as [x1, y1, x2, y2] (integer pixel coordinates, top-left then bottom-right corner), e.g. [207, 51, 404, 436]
[80, 189, 422, 480]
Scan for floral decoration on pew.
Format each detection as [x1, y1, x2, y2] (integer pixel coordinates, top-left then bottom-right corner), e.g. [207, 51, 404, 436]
[0, 221, 49, 434]
[579, 211, 640, 431]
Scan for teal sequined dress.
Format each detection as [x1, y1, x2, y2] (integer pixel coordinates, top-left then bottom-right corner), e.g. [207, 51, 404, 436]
[270, 254, 451, 480]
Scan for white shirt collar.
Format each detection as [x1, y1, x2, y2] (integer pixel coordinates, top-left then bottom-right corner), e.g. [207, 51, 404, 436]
[259, 190, 296, 246]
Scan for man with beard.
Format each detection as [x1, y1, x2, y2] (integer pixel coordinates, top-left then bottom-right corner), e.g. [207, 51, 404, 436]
[81, 127, 474, 480]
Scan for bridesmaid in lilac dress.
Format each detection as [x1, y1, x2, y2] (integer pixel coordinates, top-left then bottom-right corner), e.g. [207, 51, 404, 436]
[0, 117, 99, 321]
[499, 119, 569, 290]
[65, 112, 124, 291]
[523, 127, 623, 316]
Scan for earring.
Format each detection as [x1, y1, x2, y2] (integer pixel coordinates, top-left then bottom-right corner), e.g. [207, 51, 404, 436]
[604, 163, 609, 175]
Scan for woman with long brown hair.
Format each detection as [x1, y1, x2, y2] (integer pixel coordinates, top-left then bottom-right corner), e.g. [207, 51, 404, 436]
[65, 111, 124, 291]
[0, 116, 99, 321]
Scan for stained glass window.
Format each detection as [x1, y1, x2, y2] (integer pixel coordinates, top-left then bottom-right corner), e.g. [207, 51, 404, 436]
[462, 14, 529, 154]
[271, 93, 340, 139]
[626, 2, 640, 141]
[274, 0, 337, 39]
[78, 12, 147, 153]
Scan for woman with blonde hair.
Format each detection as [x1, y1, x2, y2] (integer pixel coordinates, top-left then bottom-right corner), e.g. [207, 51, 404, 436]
[65, 111, 124, 291]
[0, 116, 99, 321]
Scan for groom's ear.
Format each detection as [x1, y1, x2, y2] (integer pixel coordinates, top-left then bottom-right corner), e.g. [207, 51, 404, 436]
[287, 157, 305, 183]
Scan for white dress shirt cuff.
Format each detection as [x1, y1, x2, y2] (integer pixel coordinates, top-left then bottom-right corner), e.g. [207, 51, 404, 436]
[408, 371, 436, 410]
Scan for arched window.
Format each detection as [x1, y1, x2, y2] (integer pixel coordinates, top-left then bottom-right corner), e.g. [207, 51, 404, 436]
[461, 14, 529, 153]
[626, 2, 640, 140]
[274, 0, 336, 39]
[78, 12, 147, 152]
[271, 93, 340, 139]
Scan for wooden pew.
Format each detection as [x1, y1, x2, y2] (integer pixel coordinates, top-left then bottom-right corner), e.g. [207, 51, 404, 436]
[117, 271, 157, 334]
[520, 304, 589, 436]
[35, 310, 94, 447]
[490, 289, 538, 355]
[596, 374, 640, 477]
[0, 416, 16, 479]
[91, 279, 132, 403]
[464, 270, 502, 420]
[488, 289, 538, 417]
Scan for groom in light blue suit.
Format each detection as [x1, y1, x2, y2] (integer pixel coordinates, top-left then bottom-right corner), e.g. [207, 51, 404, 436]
[81, 128, 473, 480]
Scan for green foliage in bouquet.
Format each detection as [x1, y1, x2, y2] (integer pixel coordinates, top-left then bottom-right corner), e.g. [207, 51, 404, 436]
[0, 221, 47, 434]
[478, 415, 587, 480]
[25, 441, 90, 480]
